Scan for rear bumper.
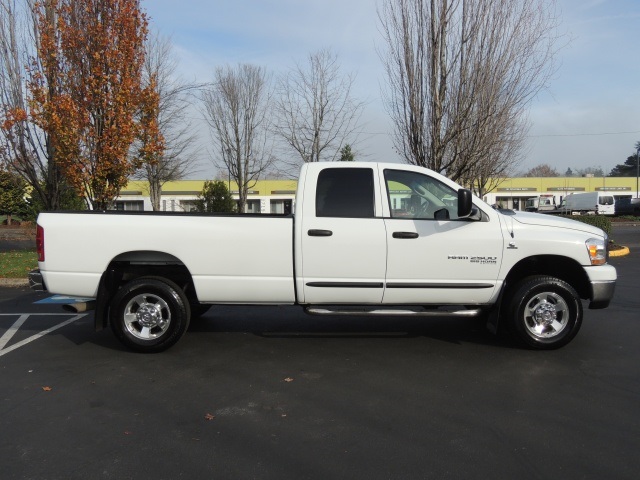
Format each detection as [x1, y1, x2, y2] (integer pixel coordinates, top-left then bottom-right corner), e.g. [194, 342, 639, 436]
[28, 269, 47, 292]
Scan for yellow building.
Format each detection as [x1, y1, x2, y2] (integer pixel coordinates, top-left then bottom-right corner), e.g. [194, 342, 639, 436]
[117, 179, 298, 213]
[483, 177, 638, 211]
[116, 176, 639, 213]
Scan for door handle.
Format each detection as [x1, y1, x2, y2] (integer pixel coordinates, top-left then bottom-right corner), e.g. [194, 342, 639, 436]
[392, 231, 419, 239]
[308, 229, 333, 237]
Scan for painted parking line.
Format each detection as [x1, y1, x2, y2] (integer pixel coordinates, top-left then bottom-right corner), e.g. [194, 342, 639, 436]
[35, 295, 95, 305]
[0, 313, 88, 357]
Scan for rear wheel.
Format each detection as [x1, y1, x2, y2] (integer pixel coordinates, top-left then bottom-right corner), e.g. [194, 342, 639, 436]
[503, 275, 582, 349]
[109, 277, 190, 353]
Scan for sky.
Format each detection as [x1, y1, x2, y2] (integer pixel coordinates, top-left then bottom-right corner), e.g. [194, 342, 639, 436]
[143, 0, 640, 178]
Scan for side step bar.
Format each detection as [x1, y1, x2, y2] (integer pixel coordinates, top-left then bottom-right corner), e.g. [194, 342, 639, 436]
[304, 306, 483, 317]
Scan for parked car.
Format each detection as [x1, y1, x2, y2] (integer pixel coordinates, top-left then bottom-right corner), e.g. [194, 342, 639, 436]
[614, 198, 640, 216]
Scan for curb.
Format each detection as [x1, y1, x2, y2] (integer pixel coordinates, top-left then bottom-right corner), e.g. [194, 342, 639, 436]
[0, 278, 29, 288]
[609, 246, 630, 257]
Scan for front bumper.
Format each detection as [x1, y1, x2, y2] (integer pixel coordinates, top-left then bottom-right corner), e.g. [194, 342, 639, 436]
[28, 269, 47, 292]
[584, 264, 616, 309]
[589, 280, 615, 309]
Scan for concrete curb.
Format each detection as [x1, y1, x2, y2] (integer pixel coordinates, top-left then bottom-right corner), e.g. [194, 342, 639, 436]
[609, 246, 630, 257]
[0, 278, 29, 288]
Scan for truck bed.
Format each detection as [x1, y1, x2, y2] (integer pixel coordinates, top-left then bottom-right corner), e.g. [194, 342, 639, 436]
[37, 211, 296, 303]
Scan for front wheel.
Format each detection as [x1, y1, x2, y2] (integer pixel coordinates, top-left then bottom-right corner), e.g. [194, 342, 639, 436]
[503, 275, 583, 350]
[109, 277, 190, 353]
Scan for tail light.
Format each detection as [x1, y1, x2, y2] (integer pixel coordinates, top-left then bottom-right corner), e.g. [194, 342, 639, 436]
[36, 225, 45, 262]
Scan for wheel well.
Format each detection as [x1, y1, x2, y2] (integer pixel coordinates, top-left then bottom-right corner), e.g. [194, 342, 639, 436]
[94, 251, 198, 331]
[503, 255, 590, 300]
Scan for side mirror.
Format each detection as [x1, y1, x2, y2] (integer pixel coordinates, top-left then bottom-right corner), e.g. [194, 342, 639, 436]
[458, 189, 473, 218]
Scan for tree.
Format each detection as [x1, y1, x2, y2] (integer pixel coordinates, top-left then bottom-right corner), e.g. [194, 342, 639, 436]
[523, 164, 559, 177]
[274, 49, 364, 165]
[194, 180, 236, 213]
[202, 64, 272, 213]
[0, 0, 72, 211]
[609, 141, 640, 177]
[134, 32, 201, 211]
[574, 166, 604, 177]
[378, 0, 559, 185]
[565, 167, 574, 177]
[0, 167, 27, 224]
[339, 144, 355, 162]
[29, 0, 150, 210]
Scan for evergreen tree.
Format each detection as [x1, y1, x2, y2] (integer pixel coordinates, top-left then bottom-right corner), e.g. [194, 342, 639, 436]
[194, 180, 236, 213]
[0, 169, 28, 224]
[609, 142, 640, 177]
[339, 144, 355, 161]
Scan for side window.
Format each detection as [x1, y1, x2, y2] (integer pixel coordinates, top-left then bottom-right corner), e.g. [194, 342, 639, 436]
[316, 168, 375, 218]
[385, 169, 459, 220]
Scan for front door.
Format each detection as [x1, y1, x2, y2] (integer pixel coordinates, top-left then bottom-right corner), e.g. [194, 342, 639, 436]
[382, 168, 503, 305]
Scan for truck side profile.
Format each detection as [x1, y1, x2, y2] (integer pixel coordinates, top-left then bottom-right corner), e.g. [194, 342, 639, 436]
[31, 162, 616, 352]
[525, 194, 556, 212]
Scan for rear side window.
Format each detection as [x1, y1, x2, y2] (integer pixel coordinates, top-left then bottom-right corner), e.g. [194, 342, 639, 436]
[599, 196, 614, 206]
[316, 168, 375, 218]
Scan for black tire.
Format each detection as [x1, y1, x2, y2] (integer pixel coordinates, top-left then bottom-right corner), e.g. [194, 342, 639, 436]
[109, 277, 190, 353]
[503, 275, 583, 350]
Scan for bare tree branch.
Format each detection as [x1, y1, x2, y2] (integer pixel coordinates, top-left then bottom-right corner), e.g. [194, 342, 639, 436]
[0, 0, 69, 210]
[133, 31, 203, 211]
[378, 0, 560, 192]
[274, 49, 365, 166]
[201, 64, 273, 212]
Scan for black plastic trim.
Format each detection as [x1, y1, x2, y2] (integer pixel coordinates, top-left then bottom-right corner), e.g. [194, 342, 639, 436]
[306, 282, 384, 288]
[392, 232, 419, 239]
[308, 229, 333, 237]
[386, 283, 494, 289]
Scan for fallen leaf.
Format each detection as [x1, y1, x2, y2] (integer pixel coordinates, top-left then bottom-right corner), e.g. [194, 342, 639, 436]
[42, 386, 52, 391]
[204, 413, 215, 421]
[284, 377, 294, 383]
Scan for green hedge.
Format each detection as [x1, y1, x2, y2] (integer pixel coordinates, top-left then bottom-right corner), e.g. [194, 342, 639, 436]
[560, 215, 612, 237]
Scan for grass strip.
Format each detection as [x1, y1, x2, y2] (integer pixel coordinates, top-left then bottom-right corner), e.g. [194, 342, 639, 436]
[0, 250, 38, 278]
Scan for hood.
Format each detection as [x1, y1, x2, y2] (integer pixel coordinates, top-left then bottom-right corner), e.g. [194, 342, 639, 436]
[501, 210, 606, 237]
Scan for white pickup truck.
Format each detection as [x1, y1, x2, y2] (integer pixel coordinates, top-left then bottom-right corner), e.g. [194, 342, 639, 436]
[31, 162, 616, 352]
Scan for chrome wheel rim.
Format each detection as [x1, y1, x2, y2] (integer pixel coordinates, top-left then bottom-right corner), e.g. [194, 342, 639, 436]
[123, 293, 171, 340]
[523, 292, 569, 339]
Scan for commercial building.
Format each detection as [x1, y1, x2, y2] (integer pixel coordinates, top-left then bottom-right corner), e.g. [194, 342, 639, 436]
[482, 177, 638, 211]
[116, 179, 298, 213]
[115, 176, 639, 213]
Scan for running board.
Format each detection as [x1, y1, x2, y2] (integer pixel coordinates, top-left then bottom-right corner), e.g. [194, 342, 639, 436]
[304, 306, 483, 317]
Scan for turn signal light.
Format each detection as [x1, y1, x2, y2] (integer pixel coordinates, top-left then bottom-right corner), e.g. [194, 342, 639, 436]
[585, 238, 606, 265]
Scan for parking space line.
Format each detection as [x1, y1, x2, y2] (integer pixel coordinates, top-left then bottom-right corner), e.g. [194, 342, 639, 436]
[0, 314, 30, 351]
[0, 314, 88, 357]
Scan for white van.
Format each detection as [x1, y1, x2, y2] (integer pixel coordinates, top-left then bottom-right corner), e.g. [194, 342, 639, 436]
[564, 192, 615, 215]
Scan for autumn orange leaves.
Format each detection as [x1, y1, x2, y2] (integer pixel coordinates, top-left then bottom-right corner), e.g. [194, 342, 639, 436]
[10, 0, 162, 210]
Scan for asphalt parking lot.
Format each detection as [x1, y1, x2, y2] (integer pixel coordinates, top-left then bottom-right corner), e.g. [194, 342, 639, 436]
[0, 226, 639, 480]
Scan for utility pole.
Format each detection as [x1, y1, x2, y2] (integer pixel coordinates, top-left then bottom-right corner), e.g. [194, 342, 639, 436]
[636, 145, 639, 199]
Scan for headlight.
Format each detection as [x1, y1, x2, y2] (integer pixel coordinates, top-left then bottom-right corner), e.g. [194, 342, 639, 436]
[586, 238, 607, 265]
